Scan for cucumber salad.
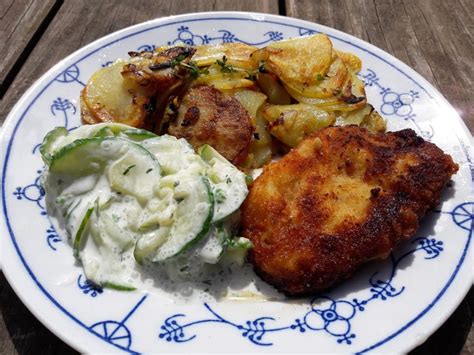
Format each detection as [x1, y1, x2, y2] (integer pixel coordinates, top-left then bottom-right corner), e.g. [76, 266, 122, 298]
[41, 123, 251, 291]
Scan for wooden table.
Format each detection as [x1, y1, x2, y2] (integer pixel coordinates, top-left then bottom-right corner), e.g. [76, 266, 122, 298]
[0, 0, 472, 353]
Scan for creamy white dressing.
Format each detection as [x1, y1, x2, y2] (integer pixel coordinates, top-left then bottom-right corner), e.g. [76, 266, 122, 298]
[42, 125, 251, 294]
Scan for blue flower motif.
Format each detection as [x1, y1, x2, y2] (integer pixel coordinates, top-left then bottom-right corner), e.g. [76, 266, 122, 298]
[380, 91, 419, 117]
[51, 97, 76, 127]
[13, 169, 46, 214]
[166, 26, 285, 47]
[265, 31, 284, 41]
[415, 238, 444, 259]
[304, 297, 356, 343]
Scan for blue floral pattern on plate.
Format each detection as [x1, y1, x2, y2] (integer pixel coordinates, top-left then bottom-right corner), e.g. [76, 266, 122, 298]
[157, 236, 446, 346]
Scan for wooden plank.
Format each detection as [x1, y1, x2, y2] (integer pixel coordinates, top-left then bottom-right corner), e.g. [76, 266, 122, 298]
[285, 0, 473, 132]
[0, 0, 278, 124]
[0, 2, 279, 354]
[0, 0, 57, 93]
[402, 0, 473, 131]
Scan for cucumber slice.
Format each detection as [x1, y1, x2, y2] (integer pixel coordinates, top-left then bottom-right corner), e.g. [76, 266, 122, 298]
[81, 246, 136, 291]
[40, 127, 68, 165]
[198, 144, 248, 222]
[41, 123, 157, 162]
[134, 227, 170, 264]
[107, 143, 161, 203]
[73, 206, 94, 258]
[195, 223, 228, 264]
[151, 176, 214, 261]
[50, 137, 159, 180]
[41, 124, 110, 159]
[92, 124, 157, 141]
[101, 212, 134, 251]
[142, 135, 203, 176]
[50, 137, 123, 176]
[92, 126, 116, 138]
[102, 281, 136, 291]
[122, 128, 157, 141]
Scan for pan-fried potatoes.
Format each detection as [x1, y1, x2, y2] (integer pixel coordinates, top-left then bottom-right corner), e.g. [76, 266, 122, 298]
[80, 34, 386, 168]
[262, 104, 335, 147]
[193, 43, 257, 70]
[192, 62, 255, 91]
[232, 90, 272, 168]
[259, 34, 333, 87]
[81, 61, 152, 127]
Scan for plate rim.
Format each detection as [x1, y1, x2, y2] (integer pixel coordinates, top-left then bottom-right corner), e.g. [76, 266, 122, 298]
[0, 11, 472, 354]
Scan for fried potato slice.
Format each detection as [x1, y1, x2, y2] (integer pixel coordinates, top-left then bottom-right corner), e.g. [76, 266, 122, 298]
[336, 104, 387, 133]
[242, 126, 458, 296]
[193, 63, 255, 91]
[255, 73, 291, 105]
[233, 89, 272, 168]
[80, 95, 100, 124]
[81, 61, 151, 127]
[122, 46, 195, 92]
[284, 56, 349, 99]
[285, 70, 368, 112]
[193, 43, 258, 70]
[168, 85, 254, 165]
[262, 103, 335, 147]
[263, 34, 333, 87]
[335, 49, 362, 73]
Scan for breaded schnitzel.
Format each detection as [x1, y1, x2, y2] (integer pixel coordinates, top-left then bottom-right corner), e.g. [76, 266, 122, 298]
[241, 126, 458, 296]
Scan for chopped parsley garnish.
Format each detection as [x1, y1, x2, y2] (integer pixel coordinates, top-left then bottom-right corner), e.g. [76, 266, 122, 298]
[169, 54, 186, 68]
[146, 168, 153, 174]
[216, 56, 236, 73]
[245, 175, 253, 186]
[112, 214, 120, 222]
[215, 188, 226, 203]
[180, 61, 209, 79]
[122, 165, 136, 175]
[56, 197, 65, 205]
[227, 237, 253, 250]
[316, 73, 325, 81]
[174, 181, 180, 187]
[225, 177, 232, 184]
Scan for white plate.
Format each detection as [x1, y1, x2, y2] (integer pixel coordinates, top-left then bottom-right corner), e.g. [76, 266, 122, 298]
[1, 12, 473, 354]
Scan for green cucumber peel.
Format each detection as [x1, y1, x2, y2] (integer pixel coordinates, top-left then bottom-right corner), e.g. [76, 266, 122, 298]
[50, 136, 159, 177]
[40, 126, 68, 165]
[176, 175, 215, 254]
[73, 206, 94, 258]
[102, 281, 136, 291]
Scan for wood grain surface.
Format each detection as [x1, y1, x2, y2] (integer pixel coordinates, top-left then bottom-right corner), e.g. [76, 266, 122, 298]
[0, 0, 57, 95]
[0, 1, 472, 354]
